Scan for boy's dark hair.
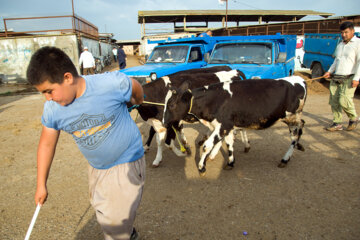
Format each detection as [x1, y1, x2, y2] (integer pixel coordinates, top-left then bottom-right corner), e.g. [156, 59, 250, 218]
[340, 21, 354, 31]
[27, 46, 79, 85]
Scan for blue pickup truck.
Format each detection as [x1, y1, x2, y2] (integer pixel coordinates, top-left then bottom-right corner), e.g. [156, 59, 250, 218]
[120, 36, 216, 84]
[204, 33, 297, 79]
[121, 34, 296, 83]
[302, 33, 360, 81]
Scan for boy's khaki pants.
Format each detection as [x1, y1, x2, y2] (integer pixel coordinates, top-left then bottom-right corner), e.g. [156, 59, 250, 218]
[88, 156, 145, 240]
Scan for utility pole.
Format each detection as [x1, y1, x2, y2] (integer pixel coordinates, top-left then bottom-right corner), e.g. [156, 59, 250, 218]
[225, 0, 228, 30]
[71, 0, 76, 34]
[219, 0, 228, 29]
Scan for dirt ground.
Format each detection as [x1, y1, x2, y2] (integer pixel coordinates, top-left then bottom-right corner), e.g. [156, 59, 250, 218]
[1, 56, 360, 240]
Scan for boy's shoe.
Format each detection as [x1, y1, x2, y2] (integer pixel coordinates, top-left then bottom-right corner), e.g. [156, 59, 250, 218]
[346, 119, 358, 131]
[325, 123, 343, 131]
[130, 228, 139, 240]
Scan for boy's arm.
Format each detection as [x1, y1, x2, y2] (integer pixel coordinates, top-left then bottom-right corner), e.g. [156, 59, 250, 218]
[35, 126, 60, 205]
[130, 78, 144, 105]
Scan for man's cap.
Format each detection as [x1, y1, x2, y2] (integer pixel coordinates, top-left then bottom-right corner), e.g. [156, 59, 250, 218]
[84, 46, 88, 50]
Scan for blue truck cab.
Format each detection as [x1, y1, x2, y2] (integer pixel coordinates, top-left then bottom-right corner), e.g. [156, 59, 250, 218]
[120, 36, 215, 84]
[205, 34, 297, 79]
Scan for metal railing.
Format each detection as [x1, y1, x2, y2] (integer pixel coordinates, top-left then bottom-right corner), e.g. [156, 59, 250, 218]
[1, 14, 98, 39]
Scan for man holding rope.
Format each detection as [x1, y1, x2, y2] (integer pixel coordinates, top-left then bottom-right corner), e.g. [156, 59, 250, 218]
[323, 21, 360, 131]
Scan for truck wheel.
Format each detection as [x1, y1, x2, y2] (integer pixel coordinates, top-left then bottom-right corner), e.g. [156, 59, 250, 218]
[311, 63, 325, 83]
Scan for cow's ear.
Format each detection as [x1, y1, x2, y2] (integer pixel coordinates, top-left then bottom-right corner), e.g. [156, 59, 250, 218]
[179, 81, 190, 92]
[181, 90, 193, 102]
[172, 89, 177, 95]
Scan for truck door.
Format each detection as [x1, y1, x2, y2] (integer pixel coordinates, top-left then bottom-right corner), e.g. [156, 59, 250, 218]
[188, 46, 206, 68]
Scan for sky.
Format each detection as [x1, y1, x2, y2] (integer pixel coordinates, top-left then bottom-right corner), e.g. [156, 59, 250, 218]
[1, 0, 359, 40]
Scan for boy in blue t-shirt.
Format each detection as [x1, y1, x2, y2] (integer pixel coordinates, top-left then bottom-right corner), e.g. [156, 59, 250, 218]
[27, 46, 145, 240]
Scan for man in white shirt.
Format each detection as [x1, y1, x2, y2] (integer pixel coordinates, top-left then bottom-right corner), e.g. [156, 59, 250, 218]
[112, 47, 118, 62]
[323, 21, 360, 131]
[79, 46, 95, 75]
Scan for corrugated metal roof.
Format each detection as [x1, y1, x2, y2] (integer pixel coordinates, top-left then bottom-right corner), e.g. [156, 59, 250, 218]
[138, 10, 334, 23]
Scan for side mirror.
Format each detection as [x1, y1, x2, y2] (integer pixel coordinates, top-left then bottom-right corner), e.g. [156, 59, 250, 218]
[204, 53, 210, 63]
[277, 52, 287, 63]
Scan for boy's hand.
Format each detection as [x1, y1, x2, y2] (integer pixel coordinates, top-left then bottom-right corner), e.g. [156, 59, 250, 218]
[35, 185, 48, 205]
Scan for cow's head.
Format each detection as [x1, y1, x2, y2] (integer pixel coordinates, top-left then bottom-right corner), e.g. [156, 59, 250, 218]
[163, 81, 193, 128]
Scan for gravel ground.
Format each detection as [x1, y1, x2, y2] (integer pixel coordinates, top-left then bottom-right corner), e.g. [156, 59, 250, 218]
[1, 57, 359, 240]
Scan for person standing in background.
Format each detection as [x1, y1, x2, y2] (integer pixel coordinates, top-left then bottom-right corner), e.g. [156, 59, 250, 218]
[79, 46, 95, 75]
[323, 21, 360, 131]
[117, 44, 127, 69]
[112, 46, 118, 62]
[199, 30, 213, 37]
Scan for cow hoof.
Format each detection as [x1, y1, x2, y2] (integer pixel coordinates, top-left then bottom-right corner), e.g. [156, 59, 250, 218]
[244, 147, 251, 153]
[278, 159, 288, 168]
[199, 171, 206, 177]
[143, 146, 150, 153]
[185, 146, 192, 155]
[223, 164, 234, 170]
[296, 143, 305, 151]
[198, 167, 206, 176]
[152, 163, 161, 168]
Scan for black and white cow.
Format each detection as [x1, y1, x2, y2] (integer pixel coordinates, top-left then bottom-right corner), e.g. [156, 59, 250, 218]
[163, 76, 307, 175]
[142, 66, 234, 151]
[131, 66, 247, 167]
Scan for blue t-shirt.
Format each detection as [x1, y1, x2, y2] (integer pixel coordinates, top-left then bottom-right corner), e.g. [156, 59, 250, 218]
[41, 71, 144, 169]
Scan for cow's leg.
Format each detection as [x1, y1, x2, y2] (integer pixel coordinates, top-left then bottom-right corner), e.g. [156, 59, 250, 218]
[207, 128, 236, 170]
[207, 140, 223, 161]
[146, 119, 167, 167]
[278, 119, 305, 168]
[166, 139, 187, 157]
[164, 124, 188, 157]
[147, 119, 186, 167]
[223, 129, 235, 170]
[179, 125, 192, 155]
[152, 131, 165, 167]
[238, 129, 251, 153]
[198, 121, 222, 175]
[198, 119, 214, 146]
[233, 128, 251, 153]
[143, 127, 156, 153]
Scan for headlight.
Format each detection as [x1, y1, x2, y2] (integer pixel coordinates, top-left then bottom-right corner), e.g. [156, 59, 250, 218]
[150, 73, 157, 81]
[251, 76, 261, 79]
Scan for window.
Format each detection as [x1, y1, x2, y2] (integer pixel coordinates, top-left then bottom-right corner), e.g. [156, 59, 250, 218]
[210, 42, 272, 65]
[147, 45, 189, 63]
[189, 47, 202, 62]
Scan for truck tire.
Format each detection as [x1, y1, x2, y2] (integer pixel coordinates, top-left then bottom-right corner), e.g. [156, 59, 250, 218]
[311, 63, 325, 83]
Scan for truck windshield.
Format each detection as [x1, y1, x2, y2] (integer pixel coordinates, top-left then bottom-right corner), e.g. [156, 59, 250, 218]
[147, 45, 189, 63]
[209, 42, 272, 65]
